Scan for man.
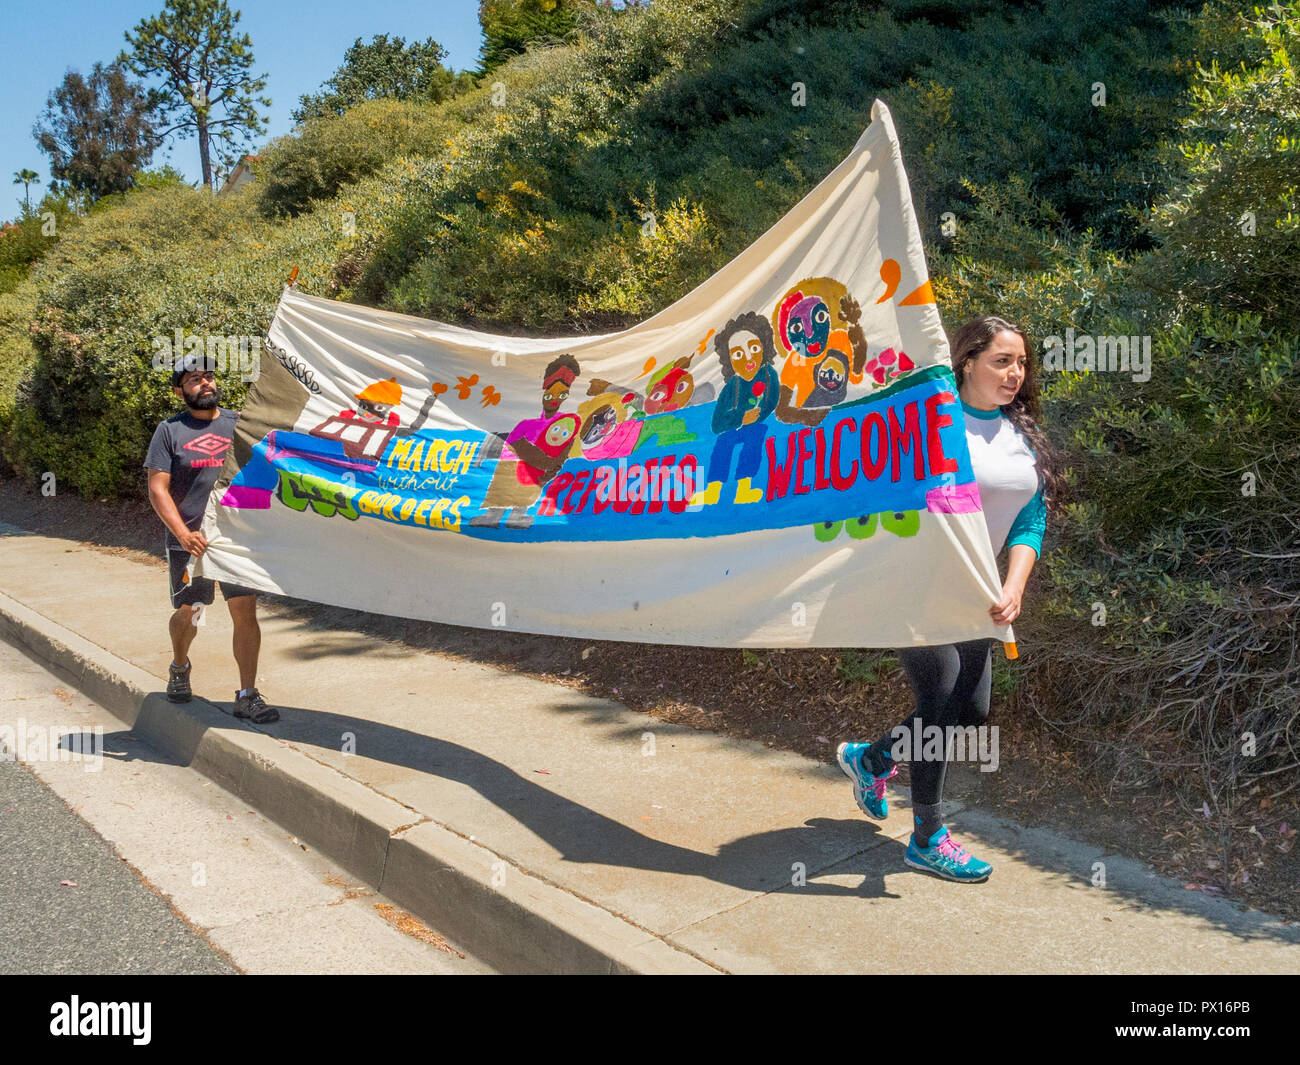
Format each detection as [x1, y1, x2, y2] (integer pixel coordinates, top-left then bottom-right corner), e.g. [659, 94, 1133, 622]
[143, 353, 279, 723]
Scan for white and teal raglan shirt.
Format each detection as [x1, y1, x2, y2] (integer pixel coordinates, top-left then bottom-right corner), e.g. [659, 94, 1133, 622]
[961, 399, 1046, 558]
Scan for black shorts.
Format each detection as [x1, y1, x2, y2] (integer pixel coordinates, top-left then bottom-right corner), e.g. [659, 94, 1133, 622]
[168, 550, 257, 609]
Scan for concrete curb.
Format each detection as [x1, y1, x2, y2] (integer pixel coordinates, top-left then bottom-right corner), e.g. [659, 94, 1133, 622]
[0, 590, 718, 974]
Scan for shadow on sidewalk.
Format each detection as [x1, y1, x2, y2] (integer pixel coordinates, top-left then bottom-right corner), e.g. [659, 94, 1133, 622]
[47, 691, 1300, 944]
[116, 703, 906, 901]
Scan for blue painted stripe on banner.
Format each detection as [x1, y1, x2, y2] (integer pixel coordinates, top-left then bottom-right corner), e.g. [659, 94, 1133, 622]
[227, 365, 978, 542]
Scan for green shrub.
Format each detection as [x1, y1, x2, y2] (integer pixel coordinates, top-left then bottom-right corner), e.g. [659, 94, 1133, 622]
[1003, 4, 1300, 812]
[1137, 1, 1300, 331]
[0, 179, 358, 493]
[351, 0, 1186, 327]
[929, 176, 1131, 341]
[255, 98, 460, 218]
[480, 0, 586, 73]
[0, 194, 80, 296]
[1027, 311, 1299, 801]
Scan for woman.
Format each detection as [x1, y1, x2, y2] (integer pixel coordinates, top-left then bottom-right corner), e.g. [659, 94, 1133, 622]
[837, 315, 1062, 883]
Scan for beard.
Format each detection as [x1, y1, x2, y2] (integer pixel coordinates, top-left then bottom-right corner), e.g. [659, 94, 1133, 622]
[187, 388, 221, 411]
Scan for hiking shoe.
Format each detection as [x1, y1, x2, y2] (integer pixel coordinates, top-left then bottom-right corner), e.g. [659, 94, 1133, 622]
[904, 827, 992, 882]
[836, 741, 897, 819]
[233, 688, 279, 724]
[167, 660, 192, 703]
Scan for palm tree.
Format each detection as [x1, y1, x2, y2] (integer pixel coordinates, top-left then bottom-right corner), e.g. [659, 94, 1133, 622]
[13, 169, 40, 212]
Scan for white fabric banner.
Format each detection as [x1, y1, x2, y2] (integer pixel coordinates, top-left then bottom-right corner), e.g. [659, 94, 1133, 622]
[195, 99, 1011, 648]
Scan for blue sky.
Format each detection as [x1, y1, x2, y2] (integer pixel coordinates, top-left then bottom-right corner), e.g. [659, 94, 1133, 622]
[2, 0, 485, 220]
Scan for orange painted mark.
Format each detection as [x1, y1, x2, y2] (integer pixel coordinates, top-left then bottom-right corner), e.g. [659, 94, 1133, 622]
[900, 279, 936, 306]
[877, 258, 901, 303]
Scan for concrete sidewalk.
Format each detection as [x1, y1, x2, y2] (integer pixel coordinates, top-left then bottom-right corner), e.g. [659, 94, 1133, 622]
[1, 520, 1297, 974]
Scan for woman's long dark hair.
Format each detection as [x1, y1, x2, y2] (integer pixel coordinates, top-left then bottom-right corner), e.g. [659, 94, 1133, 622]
[950, 315, 1064, 516]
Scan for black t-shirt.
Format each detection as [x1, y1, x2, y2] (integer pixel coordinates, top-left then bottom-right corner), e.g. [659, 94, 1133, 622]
[143, 409, 238, 549]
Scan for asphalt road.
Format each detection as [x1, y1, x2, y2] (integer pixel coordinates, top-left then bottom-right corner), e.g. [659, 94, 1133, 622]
[0, 756, 236, 974]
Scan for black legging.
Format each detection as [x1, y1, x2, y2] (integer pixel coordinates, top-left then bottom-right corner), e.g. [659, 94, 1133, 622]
[872, 639, 994, 805]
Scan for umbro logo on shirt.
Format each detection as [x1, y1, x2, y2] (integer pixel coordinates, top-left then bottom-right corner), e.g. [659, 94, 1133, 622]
[184, 431, 230, 456]
[183, 431, 230, 467]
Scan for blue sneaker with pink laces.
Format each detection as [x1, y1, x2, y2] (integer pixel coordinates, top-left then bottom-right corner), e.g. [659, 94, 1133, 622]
[836, 742, 897, 819]
[905, 826, 993, 882]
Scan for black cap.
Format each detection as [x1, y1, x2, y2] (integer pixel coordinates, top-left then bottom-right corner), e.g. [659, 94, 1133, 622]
[172, 352, 218, 387]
